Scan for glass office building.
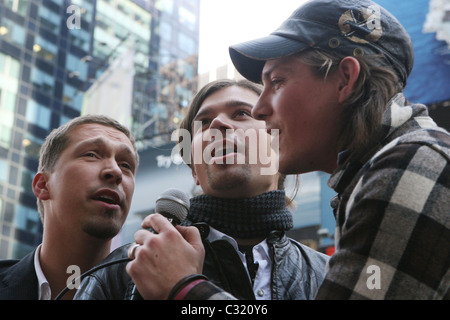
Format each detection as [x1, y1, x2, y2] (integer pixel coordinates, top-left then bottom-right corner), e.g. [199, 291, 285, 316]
[0, 0, 200, 259]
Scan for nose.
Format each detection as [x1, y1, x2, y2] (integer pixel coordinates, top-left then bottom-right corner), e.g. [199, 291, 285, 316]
[252, 94, 272, 121]
[101, 159, 123, 184]
[209, 113, 233, 132]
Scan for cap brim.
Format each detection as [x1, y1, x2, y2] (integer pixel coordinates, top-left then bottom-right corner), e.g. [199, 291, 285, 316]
[229, 34, 307, 83]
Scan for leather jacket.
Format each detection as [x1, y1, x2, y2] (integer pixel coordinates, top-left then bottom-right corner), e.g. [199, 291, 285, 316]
[74, 226, 329, 300]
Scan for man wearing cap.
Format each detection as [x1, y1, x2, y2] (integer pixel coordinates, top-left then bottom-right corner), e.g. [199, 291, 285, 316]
[129, 0, 450, 299]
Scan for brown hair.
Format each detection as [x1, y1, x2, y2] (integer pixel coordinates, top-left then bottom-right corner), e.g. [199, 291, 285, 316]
[179, 79, 263, 149]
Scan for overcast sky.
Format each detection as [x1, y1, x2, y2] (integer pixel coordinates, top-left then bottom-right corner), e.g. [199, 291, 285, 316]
[197, 0, 307, 73]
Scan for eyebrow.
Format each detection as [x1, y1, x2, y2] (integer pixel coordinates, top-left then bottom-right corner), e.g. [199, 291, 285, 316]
[261, 61, 291, 82]
[75, 137, 137, 164]
[193, 100, 254, 122]
[75, 137, 108, 151]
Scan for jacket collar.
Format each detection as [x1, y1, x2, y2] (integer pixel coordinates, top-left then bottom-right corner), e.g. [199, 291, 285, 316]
[328, 93, 430, 193]
[0, 249, 39, 299]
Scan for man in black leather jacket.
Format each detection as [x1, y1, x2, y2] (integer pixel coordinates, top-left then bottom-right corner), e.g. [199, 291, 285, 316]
[74, 79, 329, 300]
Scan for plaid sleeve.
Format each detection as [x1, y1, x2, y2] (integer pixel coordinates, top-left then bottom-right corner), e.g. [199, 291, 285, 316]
[316, 141, 450, 299]
[183, 280, 237, 300]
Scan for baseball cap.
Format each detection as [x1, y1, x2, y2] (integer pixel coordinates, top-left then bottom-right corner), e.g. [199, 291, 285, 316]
[229, 0, 414, 87]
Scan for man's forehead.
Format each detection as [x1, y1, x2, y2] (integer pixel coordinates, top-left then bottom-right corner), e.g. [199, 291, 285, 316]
[68, 124, 137, 155]
[262, 57, 296, 79]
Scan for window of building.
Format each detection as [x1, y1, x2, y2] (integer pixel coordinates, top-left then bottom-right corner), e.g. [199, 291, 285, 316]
[94, 0, 151, 70]
[177, 59, 194, 80]
[26, 100, 51, 130]
[66, 53, 88, 81]
[33, 36, 58, 62]
[4, 0, 28, 16]
[159, 20, 172, 42]
[0, 119, 12, 149]
[178, 6, 196, 31]
[0, 53, 19, 149]
[62, 84, 83, 111]
[38, 6, 60, 34]
[178, 32, 195, 55]
[0, 53, 20, 79]
[21, 134, 43, 160]
[20, 168, 34, 194]
[30, 68, 54, 95]
[69, 27, 91, 52]
[156, 0, 174, 14]
[14, 204, 40, 233]
[60, 114, 71, 126]
[0, 159, 8, 183]
[0, 17, 26, 46]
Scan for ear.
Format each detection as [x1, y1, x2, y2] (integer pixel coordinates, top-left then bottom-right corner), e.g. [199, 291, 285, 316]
[32, 172, 51, 201]
[337, 56, 360, 103]
[191, 168, 201, 186]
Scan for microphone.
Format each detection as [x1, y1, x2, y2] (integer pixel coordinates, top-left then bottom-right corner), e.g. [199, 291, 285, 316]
[150, 188, 190, 232]
[131, 188, 190, 299]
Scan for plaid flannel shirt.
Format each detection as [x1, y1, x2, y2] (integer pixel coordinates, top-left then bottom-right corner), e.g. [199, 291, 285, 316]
[182, 93, 450, 300]
[315, 93, 450, 299]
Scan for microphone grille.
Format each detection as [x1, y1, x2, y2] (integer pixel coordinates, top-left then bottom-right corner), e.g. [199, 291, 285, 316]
[155, 188, 190, 224]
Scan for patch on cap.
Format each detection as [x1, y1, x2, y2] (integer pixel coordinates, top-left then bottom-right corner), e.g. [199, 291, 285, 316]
[338, 4, 382, 44]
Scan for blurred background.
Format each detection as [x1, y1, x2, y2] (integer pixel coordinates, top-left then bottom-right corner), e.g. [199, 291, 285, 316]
[0, 0, 448, 259]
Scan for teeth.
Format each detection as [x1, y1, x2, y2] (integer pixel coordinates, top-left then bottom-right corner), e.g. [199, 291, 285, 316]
[214, 147, 236, 157]
[97, 195, 116, 204]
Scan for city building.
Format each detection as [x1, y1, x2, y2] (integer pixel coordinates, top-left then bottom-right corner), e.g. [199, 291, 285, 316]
[1, 0, 448, 260]
[0, 0, 200, 259]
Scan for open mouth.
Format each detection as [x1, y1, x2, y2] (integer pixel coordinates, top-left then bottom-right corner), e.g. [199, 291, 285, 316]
[92, 190, 121, 206]
[211, 144, 238, 158]
[95, 195, 118, 205]
[207, 138, 249, 165]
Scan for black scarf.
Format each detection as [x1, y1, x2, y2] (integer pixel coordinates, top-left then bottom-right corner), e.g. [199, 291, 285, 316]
[186, 190, 293, 239]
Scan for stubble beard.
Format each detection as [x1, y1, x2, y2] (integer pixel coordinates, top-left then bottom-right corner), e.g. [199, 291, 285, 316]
[206, 163, 252, 192]
[82, 212, 123, 240]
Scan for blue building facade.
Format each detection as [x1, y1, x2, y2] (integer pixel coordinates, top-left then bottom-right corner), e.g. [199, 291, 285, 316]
[0, 0, 200, 259]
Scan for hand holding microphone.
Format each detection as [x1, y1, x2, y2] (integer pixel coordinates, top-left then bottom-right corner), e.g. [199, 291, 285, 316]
[126, 189, 205, 300]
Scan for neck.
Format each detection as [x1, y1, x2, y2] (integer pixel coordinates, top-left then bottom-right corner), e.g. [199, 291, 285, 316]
[40, 232, 111, 300]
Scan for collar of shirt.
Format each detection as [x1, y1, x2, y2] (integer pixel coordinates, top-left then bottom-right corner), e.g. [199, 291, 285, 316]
[34, 244, 51, 300]
[206, 226, 272, 299]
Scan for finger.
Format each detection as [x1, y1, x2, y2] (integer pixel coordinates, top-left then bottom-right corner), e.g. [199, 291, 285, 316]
[176, 225, 202, 246]
[140, 212, 155, 229]
[146, 213, 176, 234]
[127, 243, 141, 260]
[134, 229, 153, 244]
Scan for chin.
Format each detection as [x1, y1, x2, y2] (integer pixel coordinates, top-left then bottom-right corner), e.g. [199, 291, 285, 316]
[83, 222, 122, 240]
[207, 166, 252, 191]
[278, 158, 303, 175]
